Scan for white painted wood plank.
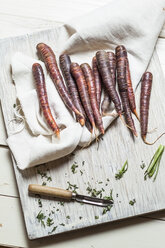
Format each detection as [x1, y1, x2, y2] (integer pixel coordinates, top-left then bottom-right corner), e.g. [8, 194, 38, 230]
[0, 0, 165, 244]
[0, 149, 18, 197]
[0, 103, 7, 145]
[0, 0, 164, 40]
[0, 27, 165, 240]
[156, 38, 165, 74]
[0, 14, 62, 39]
[0, 0, 111, 23]
[159, 24, 165, 38]
[1, 196, 165, 248]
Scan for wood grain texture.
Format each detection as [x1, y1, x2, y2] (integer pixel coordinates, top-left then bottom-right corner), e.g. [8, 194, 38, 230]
[0, 28, 165, 240]
[0, 0, 111, 23]
[1, 197, 165, 248]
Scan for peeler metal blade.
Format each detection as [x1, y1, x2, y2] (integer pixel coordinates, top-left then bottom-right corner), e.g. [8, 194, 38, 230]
[72, 193, 113, 207]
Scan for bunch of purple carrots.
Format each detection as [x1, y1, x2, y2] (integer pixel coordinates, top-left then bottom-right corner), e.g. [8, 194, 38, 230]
[32, 43, 159, 145]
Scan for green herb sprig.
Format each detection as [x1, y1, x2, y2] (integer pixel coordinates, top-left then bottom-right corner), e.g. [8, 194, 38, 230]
[36, 211, 46, 227]
[115, 160, 128, 180]
[144, 145, 164, 181]
[71, 162, 78, 174]
[66, 182, 79, 193]
[46, 217, 54, 227]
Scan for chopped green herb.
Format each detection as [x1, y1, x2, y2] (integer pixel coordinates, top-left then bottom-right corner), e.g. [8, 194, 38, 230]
[36, 211, 46, 227]
[140, 161, 146, 169]
[115, 160, 128, 180]
[95, 216, 99, 220]
[42, 182, 46, 186]
[37, 170, 52, 182]
[129, 199, 136, 206]
[60, 223, 65, 226]
[38, 199, 42, 208]
[102, 205, 112, 215]
[66, 215, 70, 219]
[103, 189, 113, 201]
[80, 170, 83, 176]
[98, 181, 103, 184]
[47, 176, 52, 182]
[86, 183, 104, 198]
[51, 211, 55, 214]
[82, 161, 85, 166]
[48, 226, 57, 234]
[59, 201, 64, 206]
[56, 209, 59, 212]
[46, 217, 54, 227]
[71, 163, 78, 174]
[79, 216, 83, 220]
[66, 182, 79, 194]
[13, 104, 16, 108]
[87, 188, 99, 197]
[37, 170, 46, 178]
[144, 145, 164, 181]
[107, 178, 110, 182]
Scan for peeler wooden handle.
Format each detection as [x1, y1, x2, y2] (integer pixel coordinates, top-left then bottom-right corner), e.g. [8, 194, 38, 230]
[28, 184, 72, 200]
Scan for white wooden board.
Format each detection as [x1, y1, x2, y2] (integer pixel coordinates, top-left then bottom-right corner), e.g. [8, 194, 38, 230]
[0, 28, 165, 240]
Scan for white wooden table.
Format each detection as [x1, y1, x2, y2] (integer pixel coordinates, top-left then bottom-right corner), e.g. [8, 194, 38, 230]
[0, 1, 165, 247]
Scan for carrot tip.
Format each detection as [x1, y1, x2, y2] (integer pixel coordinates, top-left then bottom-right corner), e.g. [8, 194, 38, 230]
[55, 131, 60, 139]
[100, 128, 105, 135]
[133, 109, 140, 121]
[134, 131, 138, 137]
[142, 133, 165, 145]
[142, 136, 153, 145]
[79, 118, 85, 126]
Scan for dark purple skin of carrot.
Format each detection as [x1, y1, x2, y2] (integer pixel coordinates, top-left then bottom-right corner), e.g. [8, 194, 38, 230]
[70, 63, 95, 130]
[126, 58, 139, 120]
[107, 52, 116, 86]
[101, 91, 111, 115]
[115, 45, 137, 137]
[140, 72, 153, 141]
[59, 54, 85, 126]
[101, 52, 116, 115]
[96, 50, 122, 116]
[36, 43, 83, 120]
[92, 56, 102, 108]
[81, 63, 104, 134]
[32, 63, 60, 138]
[59, 54, 92, 131]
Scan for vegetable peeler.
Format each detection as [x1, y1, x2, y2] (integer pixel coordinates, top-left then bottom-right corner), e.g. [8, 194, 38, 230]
[28, 184, 113, 207]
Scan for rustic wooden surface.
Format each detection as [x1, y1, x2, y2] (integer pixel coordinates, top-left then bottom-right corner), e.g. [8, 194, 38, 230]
[0, 19, 165, 241]
[0, 0, 165, 247]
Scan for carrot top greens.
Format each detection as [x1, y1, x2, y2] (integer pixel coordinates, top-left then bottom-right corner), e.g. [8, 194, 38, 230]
[115, 160, 128, 180]
[144, 145, 164, 181]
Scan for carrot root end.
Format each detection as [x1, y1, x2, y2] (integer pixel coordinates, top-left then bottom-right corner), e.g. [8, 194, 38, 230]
[133, 109, 140, 121]
[142, 133, 165, 145]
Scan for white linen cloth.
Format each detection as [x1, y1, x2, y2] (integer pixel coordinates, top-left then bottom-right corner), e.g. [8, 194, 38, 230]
[7, 0, 165, 170]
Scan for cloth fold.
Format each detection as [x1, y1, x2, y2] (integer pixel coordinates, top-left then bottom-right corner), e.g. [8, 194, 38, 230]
[7, 0, 165, 170]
